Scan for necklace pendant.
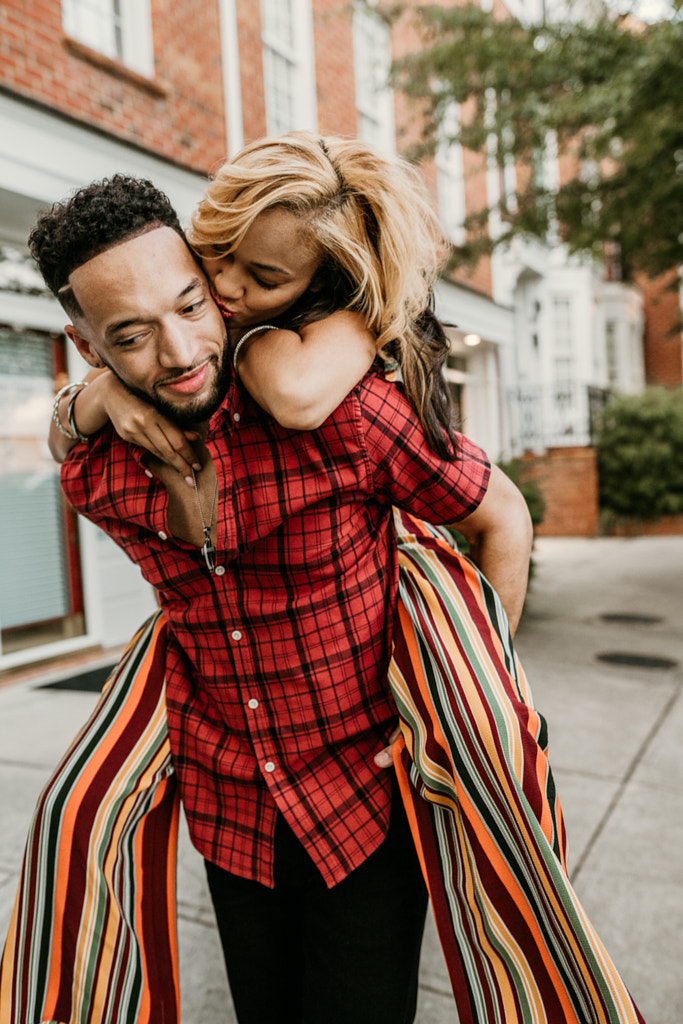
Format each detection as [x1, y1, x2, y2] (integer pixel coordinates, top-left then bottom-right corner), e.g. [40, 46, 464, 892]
[201, 530, 217, 573]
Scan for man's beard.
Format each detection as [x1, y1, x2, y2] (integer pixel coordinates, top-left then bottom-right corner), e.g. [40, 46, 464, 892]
[106, 352, 232, 429]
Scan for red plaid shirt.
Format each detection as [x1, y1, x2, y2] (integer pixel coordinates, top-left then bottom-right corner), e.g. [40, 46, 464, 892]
[61, 366, 490, 887]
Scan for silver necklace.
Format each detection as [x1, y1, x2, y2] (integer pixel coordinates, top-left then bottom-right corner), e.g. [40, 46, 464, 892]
[191, 469, 219, 573]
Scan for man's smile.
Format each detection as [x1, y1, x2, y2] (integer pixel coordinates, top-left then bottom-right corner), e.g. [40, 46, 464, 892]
[157, 360, 213, 395]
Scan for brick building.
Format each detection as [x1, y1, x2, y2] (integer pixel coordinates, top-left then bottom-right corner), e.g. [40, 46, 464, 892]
[0, 0, 655, 668]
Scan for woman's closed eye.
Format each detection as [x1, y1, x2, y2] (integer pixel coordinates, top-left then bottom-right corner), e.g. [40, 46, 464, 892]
[253, 275, 279, 291]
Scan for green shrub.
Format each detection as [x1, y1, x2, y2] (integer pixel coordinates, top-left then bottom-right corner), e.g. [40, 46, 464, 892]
[595, 387, 683, 522]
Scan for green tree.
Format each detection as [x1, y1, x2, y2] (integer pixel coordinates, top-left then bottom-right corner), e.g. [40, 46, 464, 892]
[595, 388, 683, 521]
[389, 0, 683, 280]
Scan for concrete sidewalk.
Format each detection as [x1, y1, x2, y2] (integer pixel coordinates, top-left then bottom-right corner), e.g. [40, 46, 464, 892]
[1, 535, 682, 1022]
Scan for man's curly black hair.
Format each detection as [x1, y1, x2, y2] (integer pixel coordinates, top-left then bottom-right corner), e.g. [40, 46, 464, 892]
[28, 174, 185, 317]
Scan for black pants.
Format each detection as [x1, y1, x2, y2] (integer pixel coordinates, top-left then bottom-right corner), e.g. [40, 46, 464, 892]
[204, 793, 428, 1024]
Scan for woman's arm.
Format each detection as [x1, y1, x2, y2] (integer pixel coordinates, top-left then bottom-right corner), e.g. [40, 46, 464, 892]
[236, 310, 376, 430]
[50, 367, 202, 482]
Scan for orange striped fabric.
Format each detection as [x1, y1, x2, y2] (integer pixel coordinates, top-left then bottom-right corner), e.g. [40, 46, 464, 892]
[390, 510, 644, 1023]
[0, 614, 179, 1024]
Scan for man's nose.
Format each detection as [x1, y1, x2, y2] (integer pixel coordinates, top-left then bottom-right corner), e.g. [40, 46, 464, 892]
[157, 322, 199, 368]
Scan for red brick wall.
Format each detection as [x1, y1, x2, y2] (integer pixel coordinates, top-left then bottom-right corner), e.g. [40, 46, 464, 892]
[0, 0, 226, 174]
[314, 0, 357, 136]
[637, 270, 683, 388]
[606, 514, 683, 537]
[520, 446, 600, 537]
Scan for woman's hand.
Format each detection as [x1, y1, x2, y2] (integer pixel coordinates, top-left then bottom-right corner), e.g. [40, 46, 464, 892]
[50, 368, 202, 483]
[373, 724, 402, 769]
[98, 375, 202, 483]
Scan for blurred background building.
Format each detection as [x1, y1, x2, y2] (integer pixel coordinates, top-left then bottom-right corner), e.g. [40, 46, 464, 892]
[0, 0, 679, 669]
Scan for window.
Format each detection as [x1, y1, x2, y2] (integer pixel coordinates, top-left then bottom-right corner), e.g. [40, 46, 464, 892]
[353, 2, 395, 153]
[261, 0, 316, 136]
[436, 103, 467, 246]
[552, 295, 574, 383]
[485, 90, 518, 239]
[605, 319, 619, 388]
[532, 129, 560, 243]
[62, 0, 154, 77]
[0, 329, 85, 655]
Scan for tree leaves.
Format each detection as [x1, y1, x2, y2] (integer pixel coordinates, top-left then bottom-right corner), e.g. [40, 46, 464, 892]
[390, 2, 683, 278]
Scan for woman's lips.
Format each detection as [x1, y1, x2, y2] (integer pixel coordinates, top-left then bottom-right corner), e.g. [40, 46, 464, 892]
[213, 294, 235, 318]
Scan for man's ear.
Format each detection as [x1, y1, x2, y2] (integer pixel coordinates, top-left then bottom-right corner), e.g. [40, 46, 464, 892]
[64, 324, 103, 368]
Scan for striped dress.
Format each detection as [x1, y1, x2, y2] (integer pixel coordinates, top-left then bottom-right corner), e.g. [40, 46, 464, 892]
[0, 512, 644, 1024]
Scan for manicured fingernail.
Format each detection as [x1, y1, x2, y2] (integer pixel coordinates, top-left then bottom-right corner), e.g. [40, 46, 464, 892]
[192, 463, 202, 472]
[185, 476, 194, 487]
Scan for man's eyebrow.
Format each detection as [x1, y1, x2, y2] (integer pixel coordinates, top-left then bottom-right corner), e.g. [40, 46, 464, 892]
[104, 316, 145, 340]
[104, 278, 204, 339]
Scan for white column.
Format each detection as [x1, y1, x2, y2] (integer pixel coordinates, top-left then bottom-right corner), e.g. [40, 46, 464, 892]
[218, 0, 244, 158]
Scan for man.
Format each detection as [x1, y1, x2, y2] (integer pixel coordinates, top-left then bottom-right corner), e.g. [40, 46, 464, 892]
[32, 175, 533, 1024]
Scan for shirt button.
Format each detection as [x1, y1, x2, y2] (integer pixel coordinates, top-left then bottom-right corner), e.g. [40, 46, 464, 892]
[231, 629, 242, 641]
[158, 530, 168, 540]
[247, 698, 259, 710]
[233, 412, 241, 422]
[144, 469, 154, 479]
[264, 761, 276, 773]
[215, 565, 225, 576]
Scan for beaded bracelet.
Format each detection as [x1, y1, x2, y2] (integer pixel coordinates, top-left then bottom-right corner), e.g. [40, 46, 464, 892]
[52, 382, 86, 440]
[66, 380, 92, 443]
[232, 325, 280, 370]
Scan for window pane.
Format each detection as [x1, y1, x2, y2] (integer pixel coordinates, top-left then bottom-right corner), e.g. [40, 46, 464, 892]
[62, 0, 121, 60]
[263, 48, 295, 135]
[353, 4, 393, 151]
[262, 0, 295, 48]
[0, 331, 80, 648]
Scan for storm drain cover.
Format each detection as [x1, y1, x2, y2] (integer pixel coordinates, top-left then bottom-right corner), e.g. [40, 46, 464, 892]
[600, 613, 663, 625]
[597, 652, 678, 670]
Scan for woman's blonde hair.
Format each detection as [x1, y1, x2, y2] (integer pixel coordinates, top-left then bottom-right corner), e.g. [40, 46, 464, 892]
[190, 132, 456, 455]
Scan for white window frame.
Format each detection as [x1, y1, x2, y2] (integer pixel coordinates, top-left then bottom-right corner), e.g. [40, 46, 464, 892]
[352, 1, 395, 154]
[261, 0, 317, 136]
[485, 89, 518, 240]
[551, 293, 574, 381]
[435, 102, 467, 246]
[62, 0, 154, 78]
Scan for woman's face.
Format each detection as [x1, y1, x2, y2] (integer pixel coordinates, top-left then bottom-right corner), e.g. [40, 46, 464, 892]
[201, 207, 321, 330]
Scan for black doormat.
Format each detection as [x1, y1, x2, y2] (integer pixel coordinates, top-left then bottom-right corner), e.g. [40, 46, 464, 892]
[38, 664, 116, 692]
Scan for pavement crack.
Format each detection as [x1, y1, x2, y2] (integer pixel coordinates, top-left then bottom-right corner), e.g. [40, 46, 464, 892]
[417, 981, 455, 998]
[570, 675, 682, 883]
[0, 757, 55, 772]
